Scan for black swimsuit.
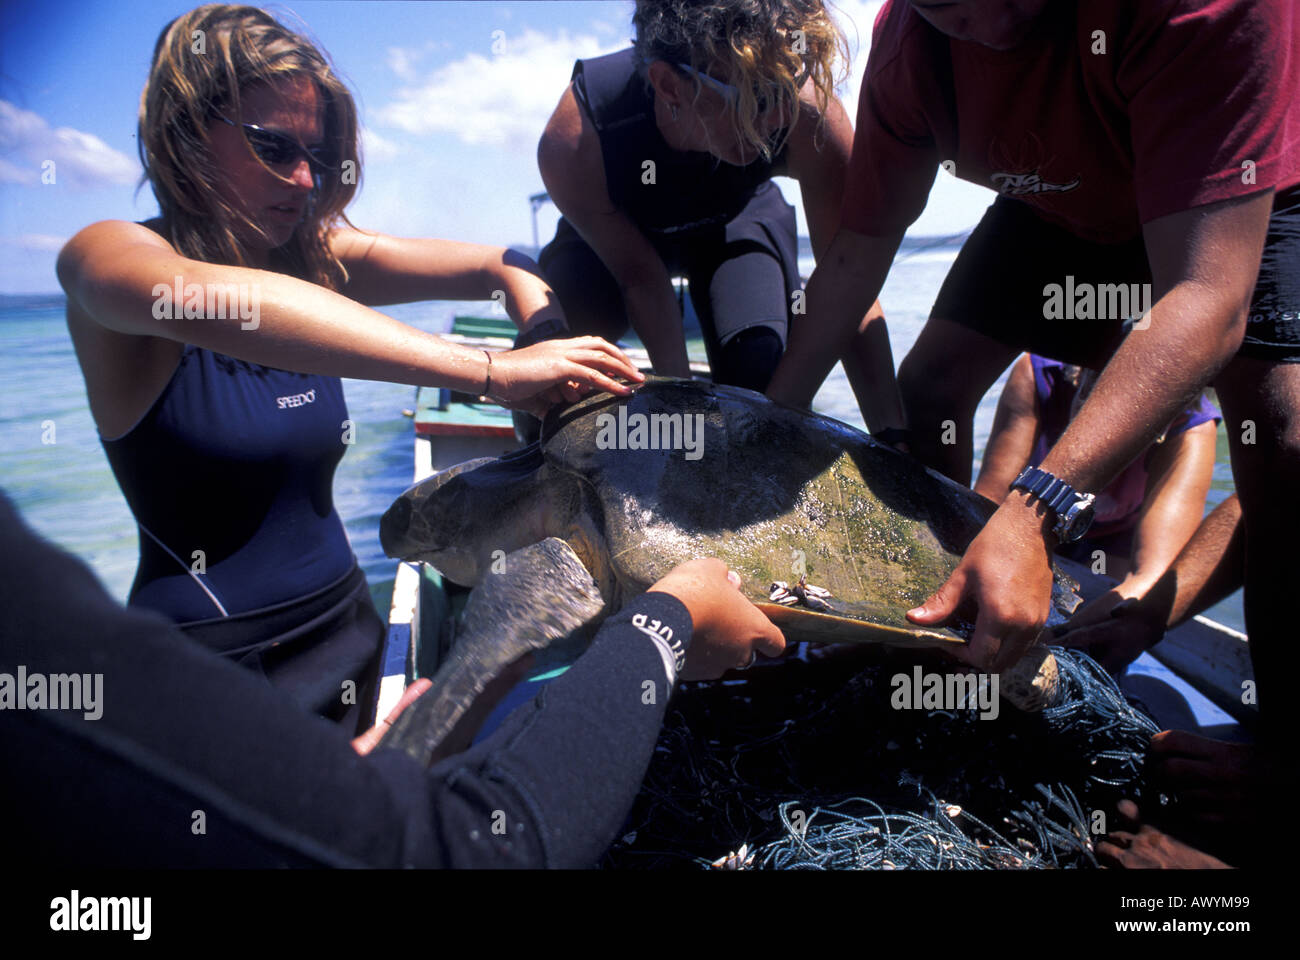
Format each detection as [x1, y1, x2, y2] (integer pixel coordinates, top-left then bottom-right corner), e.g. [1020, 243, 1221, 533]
[101, 344, 382, 728]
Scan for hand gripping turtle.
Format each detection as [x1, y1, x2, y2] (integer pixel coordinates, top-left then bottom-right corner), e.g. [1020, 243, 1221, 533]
[378, 379, 1080, 765]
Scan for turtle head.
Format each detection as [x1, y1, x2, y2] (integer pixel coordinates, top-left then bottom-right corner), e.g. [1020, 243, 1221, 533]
[380, 444, 556, 586]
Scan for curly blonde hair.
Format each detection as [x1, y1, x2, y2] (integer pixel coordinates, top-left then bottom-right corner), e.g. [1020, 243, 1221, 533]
[633, 0, 848, 159]
[138, 4, 359, 289]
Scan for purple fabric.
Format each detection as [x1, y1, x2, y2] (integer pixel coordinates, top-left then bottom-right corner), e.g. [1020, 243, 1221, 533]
[1026, 355, 1220, 540]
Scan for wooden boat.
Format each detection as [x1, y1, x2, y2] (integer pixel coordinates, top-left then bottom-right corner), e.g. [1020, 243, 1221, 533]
[373, 315, 1256, 739]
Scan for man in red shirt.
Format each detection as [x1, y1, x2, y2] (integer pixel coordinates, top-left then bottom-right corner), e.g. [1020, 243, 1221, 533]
[767, 0, 1298, 863]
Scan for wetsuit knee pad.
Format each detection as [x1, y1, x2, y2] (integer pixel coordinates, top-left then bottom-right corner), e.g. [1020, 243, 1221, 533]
[712, 326, 784, 393]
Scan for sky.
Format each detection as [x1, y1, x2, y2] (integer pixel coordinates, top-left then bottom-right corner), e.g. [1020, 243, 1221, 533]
[0, 0, 995, 294]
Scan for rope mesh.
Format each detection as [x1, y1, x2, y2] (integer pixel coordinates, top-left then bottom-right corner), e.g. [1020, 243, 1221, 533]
[602, 646, 1159, 870]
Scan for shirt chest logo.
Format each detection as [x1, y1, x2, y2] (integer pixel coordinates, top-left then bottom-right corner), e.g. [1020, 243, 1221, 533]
[276, 388, 317, 409]
[991, 169, 1081, 196]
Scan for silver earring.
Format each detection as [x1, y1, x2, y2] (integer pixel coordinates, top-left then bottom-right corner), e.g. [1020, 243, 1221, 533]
[670, 104, 679, 121]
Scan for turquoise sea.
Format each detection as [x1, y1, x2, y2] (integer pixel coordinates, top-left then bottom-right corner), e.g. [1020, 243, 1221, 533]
[0, 238, 1245, 633]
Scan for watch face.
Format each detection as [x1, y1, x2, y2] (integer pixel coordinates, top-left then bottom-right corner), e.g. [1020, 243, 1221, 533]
[1061, 500, 1095, 542]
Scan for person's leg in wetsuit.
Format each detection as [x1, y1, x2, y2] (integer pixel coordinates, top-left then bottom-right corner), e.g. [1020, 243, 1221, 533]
[684, 183, 799, 393]
[686, 243, 788, 393]
[534, 217, 630, 346]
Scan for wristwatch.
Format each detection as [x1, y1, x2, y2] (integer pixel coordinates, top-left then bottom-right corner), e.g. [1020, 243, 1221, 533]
[514, 317, 569, 350]
[1010, 466, 1096, 543]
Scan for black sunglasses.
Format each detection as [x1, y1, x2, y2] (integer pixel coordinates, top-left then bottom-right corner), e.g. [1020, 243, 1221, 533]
[213, 113, 338, 175]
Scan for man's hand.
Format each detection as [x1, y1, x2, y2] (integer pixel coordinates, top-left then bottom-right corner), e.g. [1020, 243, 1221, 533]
[907, 492, 1055, 670]
[647, 558, 786, 680]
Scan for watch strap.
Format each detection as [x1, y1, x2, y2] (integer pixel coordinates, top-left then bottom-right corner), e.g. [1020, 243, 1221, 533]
[514, 318, 570, 350]
[1011, 466, 1093, 540]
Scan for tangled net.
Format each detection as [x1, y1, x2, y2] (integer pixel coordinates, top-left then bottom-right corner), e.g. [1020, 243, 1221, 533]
[602, 645, 1160, 870]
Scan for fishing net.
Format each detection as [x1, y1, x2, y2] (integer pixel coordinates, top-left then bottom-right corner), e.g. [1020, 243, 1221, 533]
[601, 645, 1160, 870]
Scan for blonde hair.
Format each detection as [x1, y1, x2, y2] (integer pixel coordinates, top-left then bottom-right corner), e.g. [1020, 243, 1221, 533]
[633, 0, 848, 160]
[138, 4, 359, 289]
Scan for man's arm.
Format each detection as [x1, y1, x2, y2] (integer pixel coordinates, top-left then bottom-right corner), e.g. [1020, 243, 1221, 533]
[909, 190, 1272, 671]
[781, 89, 904, 433]
[537, 84, 691, 377]
[1041, 191, 1271, 492]
[765, 227, 903, 411]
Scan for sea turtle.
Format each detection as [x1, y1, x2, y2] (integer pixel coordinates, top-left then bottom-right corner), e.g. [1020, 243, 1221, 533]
[378, 378, 1081, 765]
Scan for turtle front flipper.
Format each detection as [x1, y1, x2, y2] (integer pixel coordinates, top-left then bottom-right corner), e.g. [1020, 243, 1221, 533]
[378, 537, 606, 767]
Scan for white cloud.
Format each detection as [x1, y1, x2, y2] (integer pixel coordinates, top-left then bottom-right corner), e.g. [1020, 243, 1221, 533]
[387, 46, 420, 83]
[0, 100, 138, 189]
[827, 1, 886, 122]
[0, 234, 68, 252]
[376, 27, 620, 147]
[361, 126, 401, 161]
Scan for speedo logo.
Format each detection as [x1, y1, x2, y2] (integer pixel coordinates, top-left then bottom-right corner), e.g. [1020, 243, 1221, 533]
[276, 389, 317, 409]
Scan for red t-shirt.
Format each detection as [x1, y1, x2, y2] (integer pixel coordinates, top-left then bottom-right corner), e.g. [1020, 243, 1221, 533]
[843, 0, 1300, 242]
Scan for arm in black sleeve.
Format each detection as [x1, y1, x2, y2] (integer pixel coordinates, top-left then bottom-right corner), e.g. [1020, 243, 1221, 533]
[0, 491, 690, 868]
[415, 591, 690, 868]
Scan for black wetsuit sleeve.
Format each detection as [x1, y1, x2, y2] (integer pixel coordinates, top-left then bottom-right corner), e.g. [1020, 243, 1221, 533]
[416, 591, 689, 868]
[0, 492, 689, 868]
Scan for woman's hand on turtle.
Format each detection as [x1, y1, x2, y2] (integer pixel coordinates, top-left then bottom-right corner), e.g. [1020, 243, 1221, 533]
[490, 336, 644, 417]
[648, 558, 786, 681]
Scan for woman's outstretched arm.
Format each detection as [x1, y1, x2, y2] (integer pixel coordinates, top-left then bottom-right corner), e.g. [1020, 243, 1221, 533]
[57, 220, 640, 405]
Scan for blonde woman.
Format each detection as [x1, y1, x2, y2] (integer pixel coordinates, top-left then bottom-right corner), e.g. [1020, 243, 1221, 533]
[530, 0, 904, 438]
[56, 5, 641, 731]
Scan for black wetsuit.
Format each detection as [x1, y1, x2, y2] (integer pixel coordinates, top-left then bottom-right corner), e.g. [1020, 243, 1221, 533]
[0, 491, 692, 868]
[531, 48, 802, 392]
[100, 344, 383, 730]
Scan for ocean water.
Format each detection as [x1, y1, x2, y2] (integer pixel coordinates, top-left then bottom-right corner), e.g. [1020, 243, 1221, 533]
[0, 242, 1244, 632]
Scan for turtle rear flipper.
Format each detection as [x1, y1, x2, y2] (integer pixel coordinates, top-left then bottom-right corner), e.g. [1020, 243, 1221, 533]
[379, 537, 606, 767]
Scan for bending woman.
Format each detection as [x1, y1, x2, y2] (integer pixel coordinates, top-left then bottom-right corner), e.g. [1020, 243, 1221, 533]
[530, 0, 903, 434]
[56, 5, 641, 732]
